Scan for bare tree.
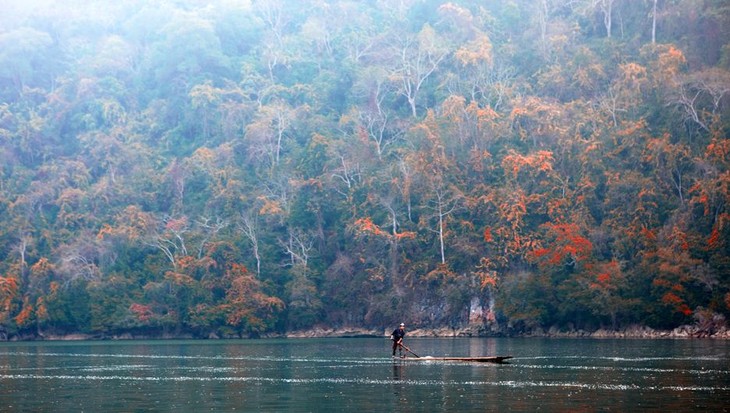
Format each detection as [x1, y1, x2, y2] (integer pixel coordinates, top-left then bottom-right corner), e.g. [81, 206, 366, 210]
[390, 24, 451, 118]
[422, 184, 462, 264]
[571, 0, 615, 38]
[144, 215, 189, 270]
[330, 151, 361, 199]
[196, 216, 227, 259]
[598, 0, 615, 38]
[12, 232, 33, 281]
[279, 229, 313, 268]
[651, 0, 658, 44]
[670, 69, 730, 133]
[54, 235, 105, 286]
[245, 100, 299, 172]
[349, 66, 404, 159]
[238, 211, 261, 277]
[359, 107, 402, 161]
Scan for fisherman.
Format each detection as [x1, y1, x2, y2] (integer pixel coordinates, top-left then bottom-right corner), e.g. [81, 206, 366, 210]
[390, 323, 406, 357]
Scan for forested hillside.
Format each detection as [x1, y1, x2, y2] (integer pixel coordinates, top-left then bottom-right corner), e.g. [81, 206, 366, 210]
[1, 0, 728, 339]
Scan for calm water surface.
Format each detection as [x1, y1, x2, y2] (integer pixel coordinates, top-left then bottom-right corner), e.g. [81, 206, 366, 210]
[0, 337, 728, 412]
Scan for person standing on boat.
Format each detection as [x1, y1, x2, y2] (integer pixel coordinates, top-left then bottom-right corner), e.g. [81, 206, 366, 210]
[391, 323, 406, 356]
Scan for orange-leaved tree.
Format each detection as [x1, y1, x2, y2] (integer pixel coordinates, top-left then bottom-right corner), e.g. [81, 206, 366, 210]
[529, 222, 593, 269]
[220, 263, 284, 337]
[643, 224, 704, 321]
[0, 275, 20, 325]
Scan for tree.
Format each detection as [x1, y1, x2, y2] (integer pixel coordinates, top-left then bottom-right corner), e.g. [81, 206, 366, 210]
[409, 110, 463, 265]
[0, 27, 54, 97]
[55, 235, 103, 285]
[238, 210, 262, 277]
[649, 0, 659, 44]
[389, 24, 451, 118]
[567, 259, 636, 329]
[189, 81, 223, 143]
[279, 228, 314, 269]
[244, 100, 301, 173]
[345, 64, 406, 160]
[142, 11, 231, 100]
[144, 215, 189, 270]
[219, 263, 284, 337]
[644, 133, 692, 204]
[421, 183, 462, 265]
[285, 264, 323, 330]
[352, 210, 416, 293]
[497, 268, 557, 330]
[1, 0, 729, 338]
[669, 68, 730, 134]
[571, 0, 616, 38]
[530, 222, 593, 269]
[644, 224, 708, 323]
[509, 96, 572, 148]
[600, 62, 649, 127]
[0, 275, 19, 325]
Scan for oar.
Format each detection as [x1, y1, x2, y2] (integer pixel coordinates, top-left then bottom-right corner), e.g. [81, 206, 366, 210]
[398, 342, 420, 358]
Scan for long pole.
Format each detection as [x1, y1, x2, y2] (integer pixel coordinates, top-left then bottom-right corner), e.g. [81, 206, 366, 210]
[399, 342, 420, 358]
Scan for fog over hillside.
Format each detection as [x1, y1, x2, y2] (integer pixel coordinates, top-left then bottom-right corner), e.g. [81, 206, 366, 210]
[0, 0, 728, 340]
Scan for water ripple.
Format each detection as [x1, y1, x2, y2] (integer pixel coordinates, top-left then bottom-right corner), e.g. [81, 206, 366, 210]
[1, 373, 728, 392]
[0, 352, 388, 364]
[516, 363, 729, 375]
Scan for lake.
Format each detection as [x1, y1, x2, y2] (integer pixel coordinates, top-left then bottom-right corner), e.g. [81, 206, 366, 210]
[1, 337, 728, 412]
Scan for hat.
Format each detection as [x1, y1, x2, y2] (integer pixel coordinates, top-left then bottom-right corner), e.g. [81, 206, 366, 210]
[399, 323, 405, 327]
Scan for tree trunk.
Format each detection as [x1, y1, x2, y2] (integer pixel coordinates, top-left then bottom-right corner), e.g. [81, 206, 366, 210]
[651, 0, 657, 44]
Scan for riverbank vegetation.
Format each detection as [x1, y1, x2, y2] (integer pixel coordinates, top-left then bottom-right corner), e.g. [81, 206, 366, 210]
[1, 0, 729, 340]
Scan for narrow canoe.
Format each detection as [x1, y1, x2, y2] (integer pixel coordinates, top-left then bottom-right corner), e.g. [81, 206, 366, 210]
[394, 355, 513, 363]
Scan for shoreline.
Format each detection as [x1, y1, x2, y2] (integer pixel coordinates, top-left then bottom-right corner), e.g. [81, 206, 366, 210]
[283, 323, 730, 340]
[2, 323, 728, 341]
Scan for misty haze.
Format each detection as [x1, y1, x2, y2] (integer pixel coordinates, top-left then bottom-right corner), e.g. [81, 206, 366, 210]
[0, 0, 728, 342]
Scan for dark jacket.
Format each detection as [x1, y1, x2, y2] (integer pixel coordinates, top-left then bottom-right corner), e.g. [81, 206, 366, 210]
[391, 327, 405, 342]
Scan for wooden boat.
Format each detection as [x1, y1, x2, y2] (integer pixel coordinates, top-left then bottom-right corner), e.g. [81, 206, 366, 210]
[393, 355, 512, 363]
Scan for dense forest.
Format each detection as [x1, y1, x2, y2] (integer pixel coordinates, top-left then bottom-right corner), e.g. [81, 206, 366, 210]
[0, 0, 728, 339]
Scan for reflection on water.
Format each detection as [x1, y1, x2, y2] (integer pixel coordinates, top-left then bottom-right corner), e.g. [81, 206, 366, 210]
[0, 338, 728, 412]
[392, 363, 404, 380]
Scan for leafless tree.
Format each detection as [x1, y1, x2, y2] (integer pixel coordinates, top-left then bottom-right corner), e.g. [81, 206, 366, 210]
[279, 229, 313, 268]
[238, 211, 261, 276]
[390, 25, 451, 118]
[422, 184, 462, 264]
[196, 216, 227, 259]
